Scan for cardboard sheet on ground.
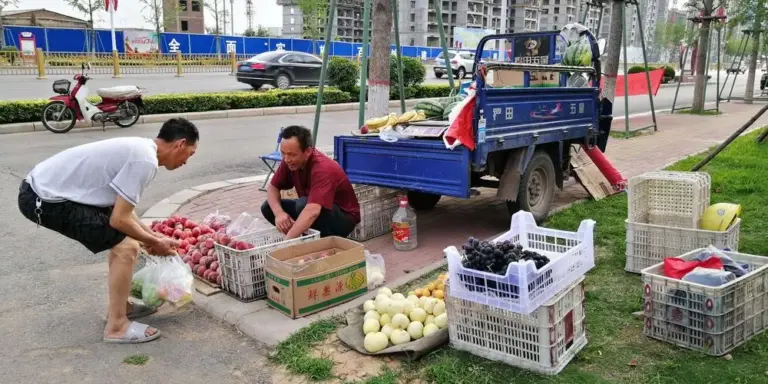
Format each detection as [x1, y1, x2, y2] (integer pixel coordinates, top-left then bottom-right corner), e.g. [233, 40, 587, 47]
[337, 310, 448, 360]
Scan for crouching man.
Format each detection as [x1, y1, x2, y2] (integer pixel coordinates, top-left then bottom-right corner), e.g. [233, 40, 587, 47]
[17, 118, 199, 344]
[261, 125, 360, 239]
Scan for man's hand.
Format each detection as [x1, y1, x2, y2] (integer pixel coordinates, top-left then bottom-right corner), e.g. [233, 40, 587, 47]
[275, 212, 294, 234]
[146, 237, 179, 256]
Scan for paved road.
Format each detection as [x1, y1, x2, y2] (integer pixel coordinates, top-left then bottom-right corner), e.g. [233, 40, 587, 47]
[1, 67, 448, 101]
[0, 71, 758, 380]
[2, 68, 753, 103]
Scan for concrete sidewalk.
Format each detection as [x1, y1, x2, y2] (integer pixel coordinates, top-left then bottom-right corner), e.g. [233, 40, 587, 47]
[141, 102, 768, 347]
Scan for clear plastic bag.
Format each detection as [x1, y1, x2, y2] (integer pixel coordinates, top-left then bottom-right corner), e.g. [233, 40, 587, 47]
[131, 255, 194, 308]
[366, 251, 386, 289]
[202, 210, 232, 232]
[225, 212, 260, 237]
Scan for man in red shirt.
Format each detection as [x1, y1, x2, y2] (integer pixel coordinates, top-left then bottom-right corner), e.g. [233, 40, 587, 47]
[261, 125, 360, 239]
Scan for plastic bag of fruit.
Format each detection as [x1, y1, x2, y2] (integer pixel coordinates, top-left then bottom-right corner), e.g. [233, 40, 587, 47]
[131, 254, 194, 308]
[202, 210, 232, 233]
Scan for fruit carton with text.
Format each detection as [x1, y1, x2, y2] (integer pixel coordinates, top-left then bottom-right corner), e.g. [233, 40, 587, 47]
[265, 236, 368, 319]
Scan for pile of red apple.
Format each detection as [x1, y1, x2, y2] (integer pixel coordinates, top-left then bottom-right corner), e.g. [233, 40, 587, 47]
[150, 215, 225, 286]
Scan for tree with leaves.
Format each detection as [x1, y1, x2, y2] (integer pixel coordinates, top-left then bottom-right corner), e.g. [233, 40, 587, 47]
[138, 0, 169, 46]
[0, 0, 20, 48]
[727, 0, 768, 103]
[244, 25, 270, 37]
[297, 0, 328, 53]
[66, 0, 104, 55]
[655, 20, 688, 63]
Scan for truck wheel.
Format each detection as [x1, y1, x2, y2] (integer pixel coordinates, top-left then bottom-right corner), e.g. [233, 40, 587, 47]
[516, 151, 556, 224]
[407, 191, 442, 211]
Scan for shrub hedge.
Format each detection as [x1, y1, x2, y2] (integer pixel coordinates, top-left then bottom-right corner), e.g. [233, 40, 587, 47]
[0, 85, 455, 125]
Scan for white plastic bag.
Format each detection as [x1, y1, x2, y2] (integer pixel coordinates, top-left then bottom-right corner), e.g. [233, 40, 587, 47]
[131, 255, 194, 308]
[202, 210, 232, 233]
[225, 212, 260, 237]
[366, 251, 386, 289]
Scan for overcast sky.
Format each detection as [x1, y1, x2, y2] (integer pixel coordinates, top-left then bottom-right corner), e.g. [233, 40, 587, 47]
[8, 0, 283, 32]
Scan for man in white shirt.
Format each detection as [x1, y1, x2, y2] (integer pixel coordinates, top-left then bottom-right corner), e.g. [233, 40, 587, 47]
[18, 117, 199, 344]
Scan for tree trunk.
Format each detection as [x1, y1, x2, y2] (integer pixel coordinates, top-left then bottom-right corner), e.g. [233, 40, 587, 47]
[691, 0, 713, 113]
[366, 0, 393, 119]
[744, 31, 760, 104]
[0, 6, 6, 48]
[601, 0, 624, 104]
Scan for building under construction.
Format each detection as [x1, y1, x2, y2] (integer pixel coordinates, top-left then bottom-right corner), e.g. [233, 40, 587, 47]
[278, 0, 365, 42]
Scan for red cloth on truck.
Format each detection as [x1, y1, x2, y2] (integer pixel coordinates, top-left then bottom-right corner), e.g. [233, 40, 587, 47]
[444, 93, 477, 151]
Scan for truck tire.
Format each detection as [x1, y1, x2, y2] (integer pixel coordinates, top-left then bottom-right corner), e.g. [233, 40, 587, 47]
[407, 191, 442, 211]
[512, 151, 556, 224]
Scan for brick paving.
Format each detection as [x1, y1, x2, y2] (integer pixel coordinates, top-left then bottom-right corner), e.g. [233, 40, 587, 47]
[175, 103, 768, 284]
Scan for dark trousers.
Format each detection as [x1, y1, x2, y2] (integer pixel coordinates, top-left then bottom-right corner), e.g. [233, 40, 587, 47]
[261, 197, 357, 238]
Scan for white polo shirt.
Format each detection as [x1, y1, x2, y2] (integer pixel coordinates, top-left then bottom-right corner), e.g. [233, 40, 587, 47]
[26, 137, 159, 208]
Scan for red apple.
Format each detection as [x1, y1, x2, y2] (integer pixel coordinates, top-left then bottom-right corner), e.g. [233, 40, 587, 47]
[187, 237, 198, 246]
[185, 220, 197, 229]
[164, 218, 175, 227]
[179, 217, 188, 225]
[192, 227, 201, 237]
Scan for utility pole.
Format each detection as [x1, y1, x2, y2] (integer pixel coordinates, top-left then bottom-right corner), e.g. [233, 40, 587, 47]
[230, 0, 234, 35]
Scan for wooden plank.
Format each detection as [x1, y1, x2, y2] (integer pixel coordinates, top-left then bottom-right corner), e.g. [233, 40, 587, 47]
[569, 145, 616, 200]
[193, 276, 221, 296]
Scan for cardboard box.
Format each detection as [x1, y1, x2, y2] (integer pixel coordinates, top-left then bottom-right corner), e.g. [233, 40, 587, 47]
[265, 236, 368, 319]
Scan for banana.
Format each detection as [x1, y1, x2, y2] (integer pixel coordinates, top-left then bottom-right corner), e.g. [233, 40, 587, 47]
[386, 112, 398, 127]
[365, 115, 390, 129]
[409, 110, 426, 122]
[397, 111, 416, 124]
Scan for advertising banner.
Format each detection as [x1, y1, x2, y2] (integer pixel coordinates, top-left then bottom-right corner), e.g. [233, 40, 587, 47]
[453, 27, 495, 50]
[123, 29, 159, 54]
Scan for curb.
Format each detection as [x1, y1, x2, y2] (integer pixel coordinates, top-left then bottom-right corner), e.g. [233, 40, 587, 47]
[0, 97, 437, 135]
[139, 174, 267, 224]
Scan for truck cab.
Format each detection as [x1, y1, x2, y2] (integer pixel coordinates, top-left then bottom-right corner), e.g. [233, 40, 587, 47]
[334, 25, 611, 223]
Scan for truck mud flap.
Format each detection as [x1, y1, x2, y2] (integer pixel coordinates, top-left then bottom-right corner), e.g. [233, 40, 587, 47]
[334, 136, 472, 199]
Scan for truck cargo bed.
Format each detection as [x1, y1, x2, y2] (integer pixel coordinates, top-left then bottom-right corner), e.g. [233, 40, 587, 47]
[334, 136, 472, 199]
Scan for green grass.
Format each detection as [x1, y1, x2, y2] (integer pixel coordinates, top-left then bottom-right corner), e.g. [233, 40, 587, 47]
[674, 108, 722, 116]
[122, 354, 150, 366]
[270, 318, 340, 381]
[273, 130, 768, 383]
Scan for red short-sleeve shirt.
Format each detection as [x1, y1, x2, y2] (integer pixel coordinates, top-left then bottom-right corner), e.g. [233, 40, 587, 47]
[270, 149, 361, 223]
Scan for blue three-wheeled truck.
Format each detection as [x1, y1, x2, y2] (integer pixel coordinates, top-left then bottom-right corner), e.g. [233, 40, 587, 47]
[334, 26, 613, 223]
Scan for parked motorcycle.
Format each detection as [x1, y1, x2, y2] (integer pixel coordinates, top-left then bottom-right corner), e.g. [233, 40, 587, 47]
[41, 63, 147, 134]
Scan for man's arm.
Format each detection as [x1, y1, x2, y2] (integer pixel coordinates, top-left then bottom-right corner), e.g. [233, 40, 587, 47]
[267, 183, 285, 217]
[132, 211, 163, 238]
[285, 203, 322, 239]
[111, 195, 163, 247]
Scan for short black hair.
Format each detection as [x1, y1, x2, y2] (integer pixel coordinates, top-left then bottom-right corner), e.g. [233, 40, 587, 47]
[281, 125, 313, 150]
[157, 117, 199, 144]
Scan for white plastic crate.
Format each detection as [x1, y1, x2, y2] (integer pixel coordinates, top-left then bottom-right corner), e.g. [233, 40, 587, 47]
[214, 227, 320, 302]
[445, 210, 595, 315]
[628, 171, 711, 229]
[446, 277, 587, 375]
[640, 248, 768, 356]
[348, 185, 401, 241]
[624, 218, 741, 274]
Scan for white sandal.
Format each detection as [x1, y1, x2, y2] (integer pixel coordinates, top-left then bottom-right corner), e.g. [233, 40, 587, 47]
[103, 321, 161, 344]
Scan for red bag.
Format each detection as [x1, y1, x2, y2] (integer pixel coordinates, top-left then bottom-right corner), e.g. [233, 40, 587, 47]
[663, 257, 724, 279]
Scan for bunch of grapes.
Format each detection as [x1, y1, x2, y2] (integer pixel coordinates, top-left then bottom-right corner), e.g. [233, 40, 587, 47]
[460, 236, 550, 275]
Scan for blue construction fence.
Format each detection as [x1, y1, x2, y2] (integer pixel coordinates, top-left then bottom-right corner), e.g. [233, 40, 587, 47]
[2, 25, 505, 60]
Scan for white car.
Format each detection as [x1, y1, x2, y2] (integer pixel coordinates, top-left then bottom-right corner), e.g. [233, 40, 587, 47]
[433, 50, 476, 79]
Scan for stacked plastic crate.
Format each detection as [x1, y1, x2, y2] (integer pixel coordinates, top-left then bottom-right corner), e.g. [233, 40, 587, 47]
[624, 171, 741, 274]
[348, 185, 401, 241]
[443, 211, 596, 375]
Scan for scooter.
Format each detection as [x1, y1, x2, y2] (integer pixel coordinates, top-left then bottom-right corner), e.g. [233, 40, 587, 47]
[41, 63, 147, 134]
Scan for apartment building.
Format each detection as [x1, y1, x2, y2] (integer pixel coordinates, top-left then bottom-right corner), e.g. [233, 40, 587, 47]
[399, 0, 540, 48]
[538, 0, 579, 32]
[163, 0, 206, 33]
[278, 0, 364, 42]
